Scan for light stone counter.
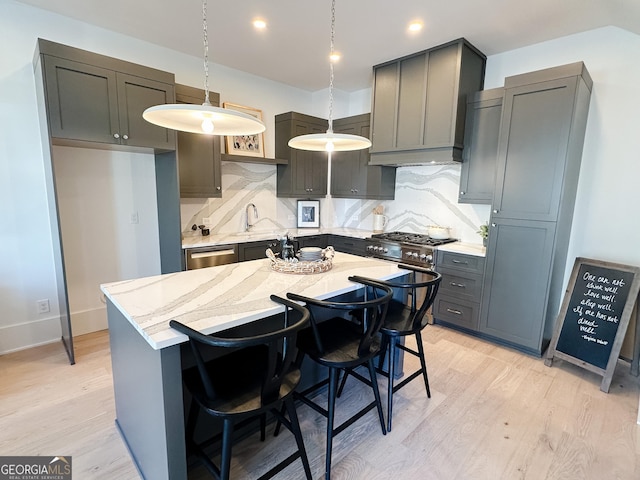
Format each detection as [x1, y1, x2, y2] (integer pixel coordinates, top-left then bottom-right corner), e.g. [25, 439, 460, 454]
[181, 227, 375, 249]
[436, 241, 486, 257]
[101, 252, 406, 350]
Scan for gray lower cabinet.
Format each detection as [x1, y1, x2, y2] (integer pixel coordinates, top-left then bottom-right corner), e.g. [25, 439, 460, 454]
[39, 39, 175, 151]
[433, 251, 485, 331]
[238, 239, 280, 262]
[479, 62, 593, 355]
[369, 38, 486, 166]
[276, 112, 328, 198]
[458, 88, 503, 204]
[329, 235, 367, 256]
[175, 85, 222, 198]
[296, 234, 329, 249]
[330, 114, 396, 200]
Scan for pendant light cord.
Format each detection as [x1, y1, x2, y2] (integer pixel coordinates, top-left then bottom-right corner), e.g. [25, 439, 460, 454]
[327, 0, 336, 134]
[202, 0, 211, 106]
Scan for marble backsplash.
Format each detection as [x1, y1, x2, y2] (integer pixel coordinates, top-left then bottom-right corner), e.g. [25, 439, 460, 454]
[180, 160, 490, 244]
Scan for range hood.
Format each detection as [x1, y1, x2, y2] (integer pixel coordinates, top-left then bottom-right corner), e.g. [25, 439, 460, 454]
[367, 38, 486, 167]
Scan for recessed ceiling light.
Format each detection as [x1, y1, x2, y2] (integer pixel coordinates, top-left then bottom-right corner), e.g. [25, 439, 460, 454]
[253, 19, 267, 29]
[408, 21, 423, 33]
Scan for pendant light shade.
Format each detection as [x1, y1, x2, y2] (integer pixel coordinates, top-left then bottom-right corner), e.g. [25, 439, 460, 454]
[143, 0, 265, 136]
[288, 132, 371, 152]
[288, 0, 371, 152]
[143, 104, 265, 136]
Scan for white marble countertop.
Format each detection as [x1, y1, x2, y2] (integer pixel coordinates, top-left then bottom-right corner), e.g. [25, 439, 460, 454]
[436, 241, 486, 257]
[181, 227, 374, 249]
[101, 252, 408, 350]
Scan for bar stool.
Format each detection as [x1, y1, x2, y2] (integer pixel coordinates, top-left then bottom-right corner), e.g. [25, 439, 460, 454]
[283, 277, 393, 480]
[169, 295, 312, 480]
[349, 264, 442, 432]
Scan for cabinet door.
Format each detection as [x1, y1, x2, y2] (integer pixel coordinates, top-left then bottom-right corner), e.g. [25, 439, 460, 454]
[479, 218, 556, 353]
[331, 122, 365, 197]
[291, 121, 327, 196]
[238, 239, 279, 262]
[396, 53, 427, 148]
[176, 86, 221, 198]
[459, 89, 503, 204]
[492, 77, 577, 221]
[116, 73, 175, 150]
[43, 56, 120, 144]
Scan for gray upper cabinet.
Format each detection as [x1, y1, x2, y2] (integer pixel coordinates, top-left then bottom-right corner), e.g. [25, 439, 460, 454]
[38, 39, 175, 151]
[175, 85, 222, 198]
[369, 38, 486, 166]
[458, 88, 503, 204]
[479, 62, 593, 355]
[330, 114, 396, 200]
[276, 112, 328, 198]
[492, 74, 585, 222]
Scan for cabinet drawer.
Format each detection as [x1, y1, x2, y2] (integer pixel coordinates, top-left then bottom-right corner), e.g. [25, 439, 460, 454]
[437, 251, 485, 274]
[433, 295, 480, 331]
[438, 270, 483, 303]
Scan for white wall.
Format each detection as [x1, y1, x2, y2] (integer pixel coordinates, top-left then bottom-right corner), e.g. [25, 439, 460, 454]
[53, 147, 161, 335]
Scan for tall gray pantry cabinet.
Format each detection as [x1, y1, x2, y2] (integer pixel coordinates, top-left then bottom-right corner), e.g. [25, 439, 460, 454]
[480, 63, 592, 355]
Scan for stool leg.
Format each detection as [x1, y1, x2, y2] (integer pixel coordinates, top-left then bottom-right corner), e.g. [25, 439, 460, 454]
[386, 336, 397, 432]
[260, 412, 266, 441]
[283, 397, 313, 480]
[415, 331, 430, 398]
[378, 335, 389, 371]
[366, 358, 387, 436]
[336, 368, 350, 397]
[220, 418, 234, 480]
[325, 367, 339, 480]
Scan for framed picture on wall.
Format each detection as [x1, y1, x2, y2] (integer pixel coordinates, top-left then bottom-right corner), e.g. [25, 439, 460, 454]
[222, 102, 265, 158]
[297, 200, 320, 228]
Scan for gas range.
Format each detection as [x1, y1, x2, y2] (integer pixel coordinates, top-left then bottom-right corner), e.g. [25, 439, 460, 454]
[365, 231, 457, 267]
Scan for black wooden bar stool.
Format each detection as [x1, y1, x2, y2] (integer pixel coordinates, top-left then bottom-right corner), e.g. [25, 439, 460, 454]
[170, 295, 312, 480]
[347, 264, 441, 432]
[282, 277, 393, 480]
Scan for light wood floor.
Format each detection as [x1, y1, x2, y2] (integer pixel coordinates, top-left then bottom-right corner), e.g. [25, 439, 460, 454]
[1, 325, 639, 480]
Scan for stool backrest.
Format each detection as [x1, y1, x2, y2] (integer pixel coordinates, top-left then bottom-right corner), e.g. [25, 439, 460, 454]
[287, 278, 393, 357]
[352, 264, 442, 331]
[169, 294, 309, 405]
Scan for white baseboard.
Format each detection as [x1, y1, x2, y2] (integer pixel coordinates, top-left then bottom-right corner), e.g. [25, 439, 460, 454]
[70, 306, 108, 336]
[0, 306, 108, 355]
[0, 316, 62, 355]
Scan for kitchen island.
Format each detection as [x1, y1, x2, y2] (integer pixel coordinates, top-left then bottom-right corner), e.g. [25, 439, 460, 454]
[101, 252, 408, 480]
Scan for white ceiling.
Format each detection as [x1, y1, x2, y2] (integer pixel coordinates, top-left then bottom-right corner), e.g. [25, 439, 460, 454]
[16, 0, 640, 92]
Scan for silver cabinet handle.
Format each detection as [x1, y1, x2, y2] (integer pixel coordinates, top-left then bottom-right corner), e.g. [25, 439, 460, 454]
[446, 308, 463, 315]
[113, 133, 120, 139]
[491, 223, 496, 227]
[122, 134, 129, 140]
[450, 282, 466, 288]
[460, 191, 465, 195]
[493, 209, 498, 213]
[216, 186, 221, 190]
[451, 259, 468, 265]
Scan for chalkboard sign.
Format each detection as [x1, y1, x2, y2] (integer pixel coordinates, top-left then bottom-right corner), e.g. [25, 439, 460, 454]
[545, 257, 640, 392]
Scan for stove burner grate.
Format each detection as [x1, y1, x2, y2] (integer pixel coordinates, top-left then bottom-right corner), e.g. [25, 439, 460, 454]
[371, 231, 457, 247]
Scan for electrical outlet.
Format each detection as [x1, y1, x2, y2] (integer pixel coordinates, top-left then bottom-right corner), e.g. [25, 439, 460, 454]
[37, 299, 50, 314]
[130, 211, 139, 224]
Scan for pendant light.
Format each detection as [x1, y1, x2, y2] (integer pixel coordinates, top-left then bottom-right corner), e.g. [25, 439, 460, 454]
[143, 0, 265, 136]
[288, 0, 372, 152]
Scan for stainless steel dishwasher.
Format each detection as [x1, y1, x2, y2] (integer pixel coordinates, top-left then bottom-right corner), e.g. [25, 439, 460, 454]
[184, 245, 238, 270]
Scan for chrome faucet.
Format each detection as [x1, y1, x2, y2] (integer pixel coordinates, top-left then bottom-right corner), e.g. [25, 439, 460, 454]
[245, 203, 258, 231]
